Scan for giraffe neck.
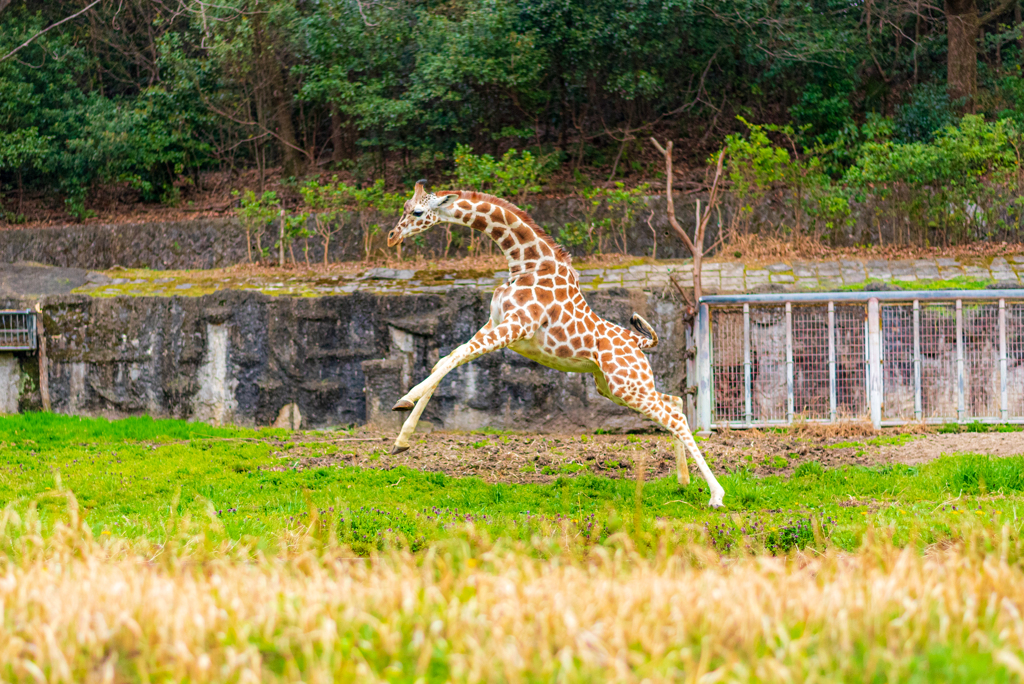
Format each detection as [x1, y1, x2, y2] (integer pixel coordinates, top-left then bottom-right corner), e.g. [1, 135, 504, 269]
[447, 192, 567, 276]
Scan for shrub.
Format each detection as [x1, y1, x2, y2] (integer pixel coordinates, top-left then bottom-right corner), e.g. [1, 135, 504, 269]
[560, 182, 650, 255]
[233, 189, 279, 263]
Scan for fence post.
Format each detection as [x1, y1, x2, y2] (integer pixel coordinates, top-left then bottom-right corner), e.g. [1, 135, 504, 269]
[785, 302, 794, 423]
[828, 301, 836, 422]
[913, 300, 921, 422]
[868, 298, 882, 429]
[743, 303, 752, 426]
[696, 302, 712, 434]
[1000, 298, 1008, 421]
[956, 299, 965, 423]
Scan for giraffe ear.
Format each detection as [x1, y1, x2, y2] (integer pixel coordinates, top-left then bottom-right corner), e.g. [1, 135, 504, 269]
[430, 193, 457, 211]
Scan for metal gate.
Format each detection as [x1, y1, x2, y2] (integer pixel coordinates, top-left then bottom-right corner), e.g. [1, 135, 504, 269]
[0, 311, 36, 351]
[695, 290, 1024, 430]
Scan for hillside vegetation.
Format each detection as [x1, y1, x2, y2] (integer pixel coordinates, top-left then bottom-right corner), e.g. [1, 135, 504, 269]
[2, 1, 1024, 251]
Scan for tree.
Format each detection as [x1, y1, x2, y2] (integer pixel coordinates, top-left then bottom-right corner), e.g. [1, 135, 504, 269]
[650, 138, 725, 307]
[945, 0, 1016, 108]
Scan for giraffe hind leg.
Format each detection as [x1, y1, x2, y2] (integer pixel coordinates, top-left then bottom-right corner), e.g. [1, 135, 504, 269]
[603, 370, 723, 508]
[666, 394, 691, 486]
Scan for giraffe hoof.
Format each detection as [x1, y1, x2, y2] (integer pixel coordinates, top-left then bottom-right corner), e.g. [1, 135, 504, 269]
[708, 492, 725, 509]
[392, 445, 410, 455]
[392, 399, 415, 411]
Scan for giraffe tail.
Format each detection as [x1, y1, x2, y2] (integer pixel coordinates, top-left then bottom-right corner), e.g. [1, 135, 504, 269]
[629, 313, 659, 349]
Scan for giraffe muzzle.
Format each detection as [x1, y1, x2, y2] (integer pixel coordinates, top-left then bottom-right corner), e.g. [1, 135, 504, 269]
[387, 227, 404, 248]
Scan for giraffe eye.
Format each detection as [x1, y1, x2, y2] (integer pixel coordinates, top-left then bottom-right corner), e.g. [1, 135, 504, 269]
[412, 210, 424, 217]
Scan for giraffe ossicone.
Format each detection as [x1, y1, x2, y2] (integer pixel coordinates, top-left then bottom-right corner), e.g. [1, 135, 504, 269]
[384, 181, 724, 507]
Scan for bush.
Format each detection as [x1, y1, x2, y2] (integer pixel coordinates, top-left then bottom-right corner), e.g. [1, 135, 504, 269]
[233, 190, 279, 263]
[560, 182, 650, 255]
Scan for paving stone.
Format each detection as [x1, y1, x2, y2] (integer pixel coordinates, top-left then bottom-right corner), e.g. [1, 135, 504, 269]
[793, 266, 816, 277]
[746, 269, 769, 277]
[768, 263, 792, 273]
[817, 261, 841, 275]
[771, 274, 795, 283]
[991, 257, 1009, 267]
[842, 272, 866, 283]
[720, 279, 744, 291]
[893, 274, 918, 282]
[1012, 255, 1024, 263]
[963, 266, 990, 278]
[936, 257, 960, 267]
[362, 267, 416, 280]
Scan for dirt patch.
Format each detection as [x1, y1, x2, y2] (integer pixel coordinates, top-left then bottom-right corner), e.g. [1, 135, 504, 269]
[879, 433, 1024, 464]
[254, 426, 1024, 484]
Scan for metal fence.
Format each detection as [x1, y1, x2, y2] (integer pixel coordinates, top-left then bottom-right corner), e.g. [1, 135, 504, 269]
[695, 290, 1024, 430]
[0, 311, 36, 351]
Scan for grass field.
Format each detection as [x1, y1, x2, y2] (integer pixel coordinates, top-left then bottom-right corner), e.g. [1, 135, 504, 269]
[2, 413, 1024, 681]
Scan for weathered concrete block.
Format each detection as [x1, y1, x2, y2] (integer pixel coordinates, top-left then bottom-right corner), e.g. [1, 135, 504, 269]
[362, 358, 407, 430]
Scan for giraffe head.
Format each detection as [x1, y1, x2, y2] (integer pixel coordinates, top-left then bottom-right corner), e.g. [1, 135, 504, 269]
[387, 179, 457, 247]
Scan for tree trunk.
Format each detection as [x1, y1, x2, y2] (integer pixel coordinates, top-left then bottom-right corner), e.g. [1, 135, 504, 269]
[1016, 0, 1023, 54]
[330, 107, 347, 165]
[270, 64, 302, 177]
[946, 0, 979, 109]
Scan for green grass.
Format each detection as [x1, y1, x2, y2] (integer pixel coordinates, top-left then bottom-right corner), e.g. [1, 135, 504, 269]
[836, 276, 994, 291]
[2, 414, 1024, 555]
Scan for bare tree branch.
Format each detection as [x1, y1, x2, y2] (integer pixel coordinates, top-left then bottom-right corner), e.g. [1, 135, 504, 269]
[981, 0, 1016, 25]
[651, 137, 726, 306]
[0, 0, 102, 63]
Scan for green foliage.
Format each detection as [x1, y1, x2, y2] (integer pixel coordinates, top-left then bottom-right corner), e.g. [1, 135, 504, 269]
[560, 182, 650, 254]
[452, 143, 552, 208]
[844, 115, 1024, 243]
[721, 118, 853, 240]
[233, 189, 280, 263]
[1, 0, 1023, 242]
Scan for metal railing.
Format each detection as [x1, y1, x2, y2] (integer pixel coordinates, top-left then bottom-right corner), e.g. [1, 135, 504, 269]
[0, 311, 37, 351]
[695, 290, 1024, 430]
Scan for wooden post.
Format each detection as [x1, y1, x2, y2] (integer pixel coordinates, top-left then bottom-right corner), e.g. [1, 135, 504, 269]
[34, 303, 50, 412]
[278, 208, 286, 268]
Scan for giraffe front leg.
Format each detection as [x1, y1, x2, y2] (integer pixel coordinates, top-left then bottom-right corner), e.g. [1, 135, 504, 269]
[390, 316, 535, 454]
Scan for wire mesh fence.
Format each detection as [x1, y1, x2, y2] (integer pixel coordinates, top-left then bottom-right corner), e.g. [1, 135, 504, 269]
[1010, 303, 1024, 419]
[0, 312, 36, 351]
[702, 292, 1024, 428]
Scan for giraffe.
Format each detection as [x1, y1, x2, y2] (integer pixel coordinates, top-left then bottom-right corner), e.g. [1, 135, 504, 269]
[384, 181, 725, 507]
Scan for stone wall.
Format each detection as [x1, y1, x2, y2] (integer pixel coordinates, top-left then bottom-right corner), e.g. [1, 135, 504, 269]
[0, 196, 720, 270]
[0, 287, 691, 432]
[4, 191, 1022, 272]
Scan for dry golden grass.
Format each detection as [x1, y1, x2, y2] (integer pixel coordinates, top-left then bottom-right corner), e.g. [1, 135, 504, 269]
[3, 504, 1024, 683]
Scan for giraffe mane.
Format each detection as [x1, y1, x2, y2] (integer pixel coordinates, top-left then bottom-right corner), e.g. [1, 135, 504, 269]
[450, 191, 573, 265]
